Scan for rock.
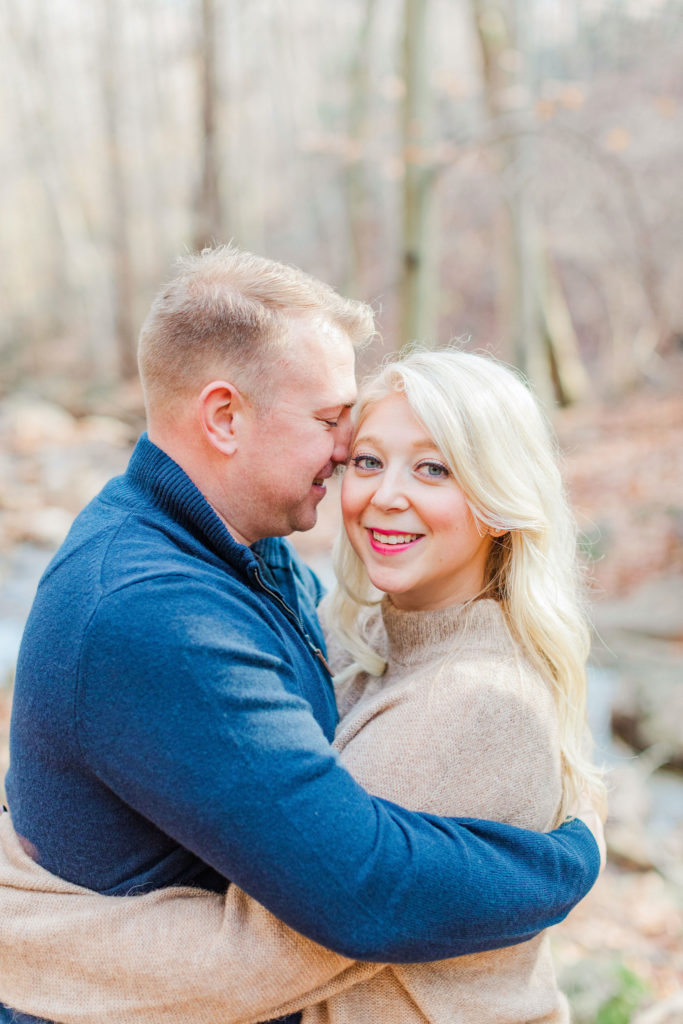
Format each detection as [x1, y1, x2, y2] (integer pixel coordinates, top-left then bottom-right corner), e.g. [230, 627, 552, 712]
[591, 576, 683, 769]
[606, 824, 657, 872]
[77, 415, 135, 446]
[606, 643, 683, 769]
[0, 394, 133, 553]
[633, 991, 683, 1024]
[592, 576, 683, 642]
[603, 754, 683, 875]
[2, 397, 78, 453]
[14, 507, 75, 548]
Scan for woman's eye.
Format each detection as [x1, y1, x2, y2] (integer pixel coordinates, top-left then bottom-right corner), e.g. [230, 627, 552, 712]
[350, 454, 382, 471]
[417, 460, 449, 479]
[323, 419, 339, 428]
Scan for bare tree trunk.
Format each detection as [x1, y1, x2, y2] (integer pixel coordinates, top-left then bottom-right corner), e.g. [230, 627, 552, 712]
[509, 149, 548, 394]
[537, 243, 590, 404]
[194, 0, 224, 250]
[471, 0, 545, 385]
[471, 0, 588, 404]
[471, 0, 516, 360]
[506, 0, 552, 402]
[5, 0, 99, 357]
[101, 0, 137, 381]
[344, 0, 379, 298]
[398, 0, 437, 349]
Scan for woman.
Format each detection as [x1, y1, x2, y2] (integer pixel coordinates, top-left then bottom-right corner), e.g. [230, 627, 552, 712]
[0, 349, 606, 1023]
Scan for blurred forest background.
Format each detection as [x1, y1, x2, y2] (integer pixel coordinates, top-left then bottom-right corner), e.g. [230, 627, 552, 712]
[0, 1, 682, 1021]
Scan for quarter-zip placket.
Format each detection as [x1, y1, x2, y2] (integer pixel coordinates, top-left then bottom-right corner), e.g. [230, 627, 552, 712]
[250, 566, 333, 676]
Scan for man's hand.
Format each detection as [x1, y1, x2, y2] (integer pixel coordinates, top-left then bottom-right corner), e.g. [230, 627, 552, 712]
[574, 798, 607, 874]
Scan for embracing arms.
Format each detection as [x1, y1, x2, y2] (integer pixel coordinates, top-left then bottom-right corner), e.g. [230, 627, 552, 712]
[0, 582, 602, 1021]
[64, 580, 601, 958]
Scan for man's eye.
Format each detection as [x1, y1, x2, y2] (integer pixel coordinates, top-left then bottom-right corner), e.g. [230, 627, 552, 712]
[323, 419, 339, 428]
[350, 454, 382, 471]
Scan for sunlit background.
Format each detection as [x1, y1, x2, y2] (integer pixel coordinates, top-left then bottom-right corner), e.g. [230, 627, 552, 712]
[1, 2, 682, 1021]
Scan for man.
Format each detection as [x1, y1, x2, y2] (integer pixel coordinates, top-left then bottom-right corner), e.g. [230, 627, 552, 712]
[0, 246, 601, 1023]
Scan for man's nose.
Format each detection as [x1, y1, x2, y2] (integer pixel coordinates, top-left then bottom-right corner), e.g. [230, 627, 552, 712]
[331, 415, 353, 464]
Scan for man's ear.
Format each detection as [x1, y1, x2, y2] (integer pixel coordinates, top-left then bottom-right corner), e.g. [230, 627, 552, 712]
[197, 380, 249, 456]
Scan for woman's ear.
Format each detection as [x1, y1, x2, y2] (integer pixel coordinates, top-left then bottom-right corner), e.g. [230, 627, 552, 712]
[487, 525, 510, 538]
[197, 380, 248, 456]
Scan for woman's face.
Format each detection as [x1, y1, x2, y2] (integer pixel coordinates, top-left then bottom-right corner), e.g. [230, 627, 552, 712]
[341, 393, 493, 611]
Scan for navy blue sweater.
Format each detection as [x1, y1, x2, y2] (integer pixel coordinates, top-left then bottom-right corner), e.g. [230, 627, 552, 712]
[4, 436, 600, 1024]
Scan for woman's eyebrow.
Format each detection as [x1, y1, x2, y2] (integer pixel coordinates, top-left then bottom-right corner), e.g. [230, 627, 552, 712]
[352, 433, 439, 453]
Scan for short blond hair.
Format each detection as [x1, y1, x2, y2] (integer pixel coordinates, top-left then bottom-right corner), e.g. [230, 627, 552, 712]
[138, 244, 375, 412]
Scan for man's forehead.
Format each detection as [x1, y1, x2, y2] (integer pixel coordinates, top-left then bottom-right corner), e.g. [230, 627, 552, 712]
[276, 314, 355, 394]
[321, 356, 358, 408]
[314, 377, 357, 412]
[287, 312, 354, 357]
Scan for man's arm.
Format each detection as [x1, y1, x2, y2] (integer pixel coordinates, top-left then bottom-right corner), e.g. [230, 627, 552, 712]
[67, 578, 601, 962]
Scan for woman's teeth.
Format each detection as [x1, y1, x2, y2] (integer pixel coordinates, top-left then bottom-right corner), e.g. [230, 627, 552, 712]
[371, 531, 420, 545]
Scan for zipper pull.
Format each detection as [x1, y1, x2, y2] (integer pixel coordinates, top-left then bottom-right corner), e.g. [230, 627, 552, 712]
[313, 648, 333, 676]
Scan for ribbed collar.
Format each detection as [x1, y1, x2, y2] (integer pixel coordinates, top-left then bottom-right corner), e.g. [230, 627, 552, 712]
[252, 535, 296, 571]
[380, 596, 504, 667]
[125, 433, 260, 575]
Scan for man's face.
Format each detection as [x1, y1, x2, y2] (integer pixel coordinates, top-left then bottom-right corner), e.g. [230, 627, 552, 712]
[231, 316, 357, 544]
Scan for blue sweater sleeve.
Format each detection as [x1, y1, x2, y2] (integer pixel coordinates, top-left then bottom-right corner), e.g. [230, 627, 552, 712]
[77, 579, 600, 963]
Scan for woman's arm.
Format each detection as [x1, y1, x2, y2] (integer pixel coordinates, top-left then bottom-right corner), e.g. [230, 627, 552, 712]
[0, 811, 382, 1024]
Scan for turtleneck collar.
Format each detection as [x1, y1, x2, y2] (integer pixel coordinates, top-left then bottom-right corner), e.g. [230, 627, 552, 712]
[126, 433, 259, 575]
[380, 595, 504, 667]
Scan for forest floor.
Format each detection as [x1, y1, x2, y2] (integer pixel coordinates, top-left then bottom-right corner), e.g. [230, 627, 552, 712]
[0, 354, 682, 1022]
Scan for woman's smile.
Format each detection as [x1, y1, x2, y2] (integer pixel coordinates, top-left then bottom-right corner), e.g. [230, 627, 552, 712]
[366, 528, 424, 554]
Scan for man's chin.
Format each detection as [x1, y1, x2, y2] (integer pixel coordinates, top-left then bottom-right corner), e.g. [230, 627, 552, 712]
[290, 502, 321, 535]
[295, 513, 319, 534]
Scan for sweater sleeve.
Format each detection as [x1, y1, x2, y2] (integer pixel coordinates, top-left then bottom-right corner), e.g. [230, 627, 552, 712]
[73, 578, 599, 961]
[0, 812, 382, 1024]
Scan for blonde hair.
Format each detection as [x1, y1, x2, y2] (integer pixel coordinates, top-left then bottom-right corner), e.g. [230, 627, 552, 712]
[138, 244, 375, 412]
[329, 347, 606, 822]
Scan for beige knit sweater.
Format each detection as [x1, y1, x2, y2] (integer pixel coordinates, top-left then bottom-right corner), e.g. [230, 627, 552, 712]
[0, 598, 568, 1023]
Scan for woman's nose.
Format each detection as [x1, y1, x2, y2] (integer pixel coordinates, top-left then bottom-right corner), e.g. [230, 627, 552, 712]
[370, 471, 410, 511]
